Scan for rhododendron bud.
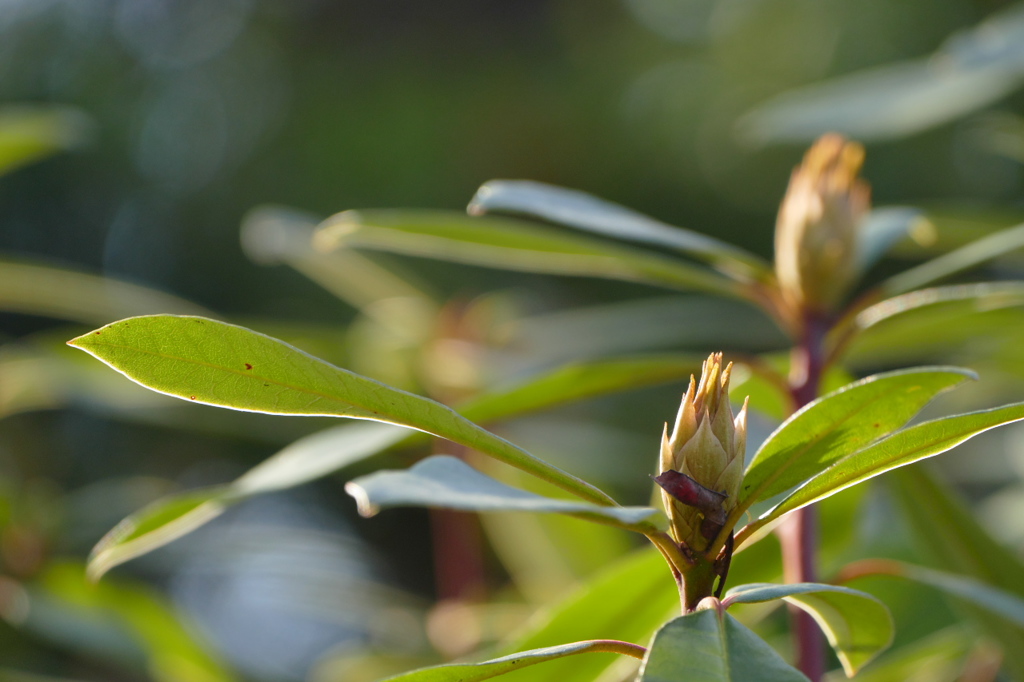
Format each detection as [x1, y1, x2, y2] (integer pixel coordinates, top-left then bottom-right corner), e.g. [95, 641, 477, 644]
[657, 353, 747, 552]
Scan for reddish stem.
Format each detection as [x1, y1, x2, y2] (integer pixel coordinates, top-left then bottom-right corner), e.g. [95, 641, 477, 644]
[781, 312, 830, 681]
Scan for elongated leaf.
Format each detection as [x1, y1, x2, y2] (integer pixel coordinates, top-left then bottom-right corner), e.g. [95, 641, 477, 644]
[85, 354, 698, 578]
[889, 466, 1024, 678]
[890, 563, 1024, 627]
[346, 456, 659, 531]
[0, 105, 92, 176]
[723, 583, 893, 675]
[881, 223, 1024, 295]
[855, 208, 929, 275]
[639, 610, 808, 681]
[67, 315, 615, 507]
[743, 401, 1024, 541]
[314, 210, 747, 299]
[740, 368, 973, 509]
[467, 180, 769, 280]
[0, 259, 212, 325]
[822, 626, 971, 682]
[378, 640, 645, 682]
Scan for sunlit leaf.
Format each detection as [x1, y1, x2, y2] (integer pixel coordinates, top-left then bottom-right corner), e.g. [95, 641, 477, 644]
[639, 609, 808, 681]
[314, 210, 748, 300]
[467, 180, 769, 280]
[739, 367, 973, 510]
[68, 315, 615, 507]
[345, 455, 660, 532]
[723, 583, 893, 676]
[376, 640, 646, 682]
[741, 402, 1024, 546]
[821, 626, 971, 682]
[84, 353, 700, 578]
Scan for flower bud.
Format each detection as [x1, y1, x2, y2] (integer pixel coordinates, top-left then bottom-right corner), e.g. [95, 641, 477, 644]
[774, 134, 870, 316]
[657, 353, 747, 552]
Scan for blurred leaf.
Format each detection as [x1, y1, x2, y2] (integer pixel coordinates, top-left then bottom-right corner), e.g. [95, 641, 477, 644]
[0, 106, 92, 176]
[723, 583, 893, 675]
[0, 259, 212, 326]
[842, 283, 1024, 370]
[459, 355, 701, 425]
[888, 466, 1024, 678]
[241, 205, 436, 310]
[740, 400, 1024, 546]
[345, 455, 660, 531]
[740, 367, 973, 509]
[881, 223, 1024, 296]
[18, 562, 234, 681]
[888, 563, 1024, 627]
[738, 5, 1024, 144]
[314, 210, 748, 300]
[855, 208, 930, 276]
[494, 547, 678, 682]
[467, 180, 770, 280]
[68, 315, 616, 507]
[373, 640, 645, 682]
[820, 626, 970, 682]
[639, 609, 808, 681]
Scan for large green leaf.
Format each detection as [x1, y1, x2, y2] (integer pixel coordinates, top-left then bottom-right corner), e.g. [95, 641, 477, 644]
[67, 315, 615, 507]
[821, 626, 971, 682]
[888, 466, 1024, 678]
[84, 353, 697, 578]
[313, 210, 747, 299]
[345, 455, 660, 531]
[375, 640, 646, 682]
[723, 583, 893, 676]
[467, 180, 769, 280]
[739, 368, 973, 510]
[740, 402, 1024, 546]
[639, 610, 809, 682]
[0, 106, 91, 176]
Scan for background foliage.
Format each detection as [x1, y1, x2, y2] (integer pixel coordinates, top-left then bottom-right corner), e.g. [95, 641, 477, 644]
[4, 1, 1024, 680]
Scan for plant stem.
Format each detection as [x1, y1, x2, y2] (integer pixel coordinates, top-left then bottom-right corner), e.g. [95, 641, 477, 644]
[781, 312, 829, 681]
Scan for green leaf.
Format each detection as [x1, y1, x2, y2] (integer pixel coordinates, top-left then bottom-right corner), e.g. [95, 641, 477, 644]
[376, 640, 646, 682]
[739, 367, 973, 509]
[67, 315, 615, 507]
[888, 466, 1024, 678]
[892, 563, 1024, 627]
[0, 106, 92, 176]
[495, 546, 678, 682]
[881, 223, 1024, 296]
[743, 401, 1024, 542]
[824, 626, 971, 682]
[467, 180, 769, 280]
[723, 583, 893, 676]
[639, 610, 809, 681]
[313, 210, 747, 299]
[84, 353, 698, 579]
[345, 455, 660, 532]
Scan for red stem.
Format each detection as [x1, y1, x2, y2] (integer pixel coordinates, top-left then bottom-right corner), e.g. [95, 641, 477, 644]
[781, 313, 830, 681]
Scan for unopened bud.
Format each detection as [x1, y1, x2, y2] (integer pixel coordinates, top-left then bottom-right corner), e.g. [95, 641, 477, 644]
[657, 353, 747, 552]
[774, 134, 870, 315]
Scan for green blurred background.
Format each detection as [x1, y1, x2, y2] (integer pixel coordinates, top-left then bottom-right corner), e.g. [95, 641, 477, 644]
[3, 0, 1024, 680]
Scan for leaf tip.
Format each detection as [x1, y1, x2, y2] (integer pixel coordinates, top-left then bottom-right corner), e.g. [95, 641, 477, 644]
[344, 481, 379, 517]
